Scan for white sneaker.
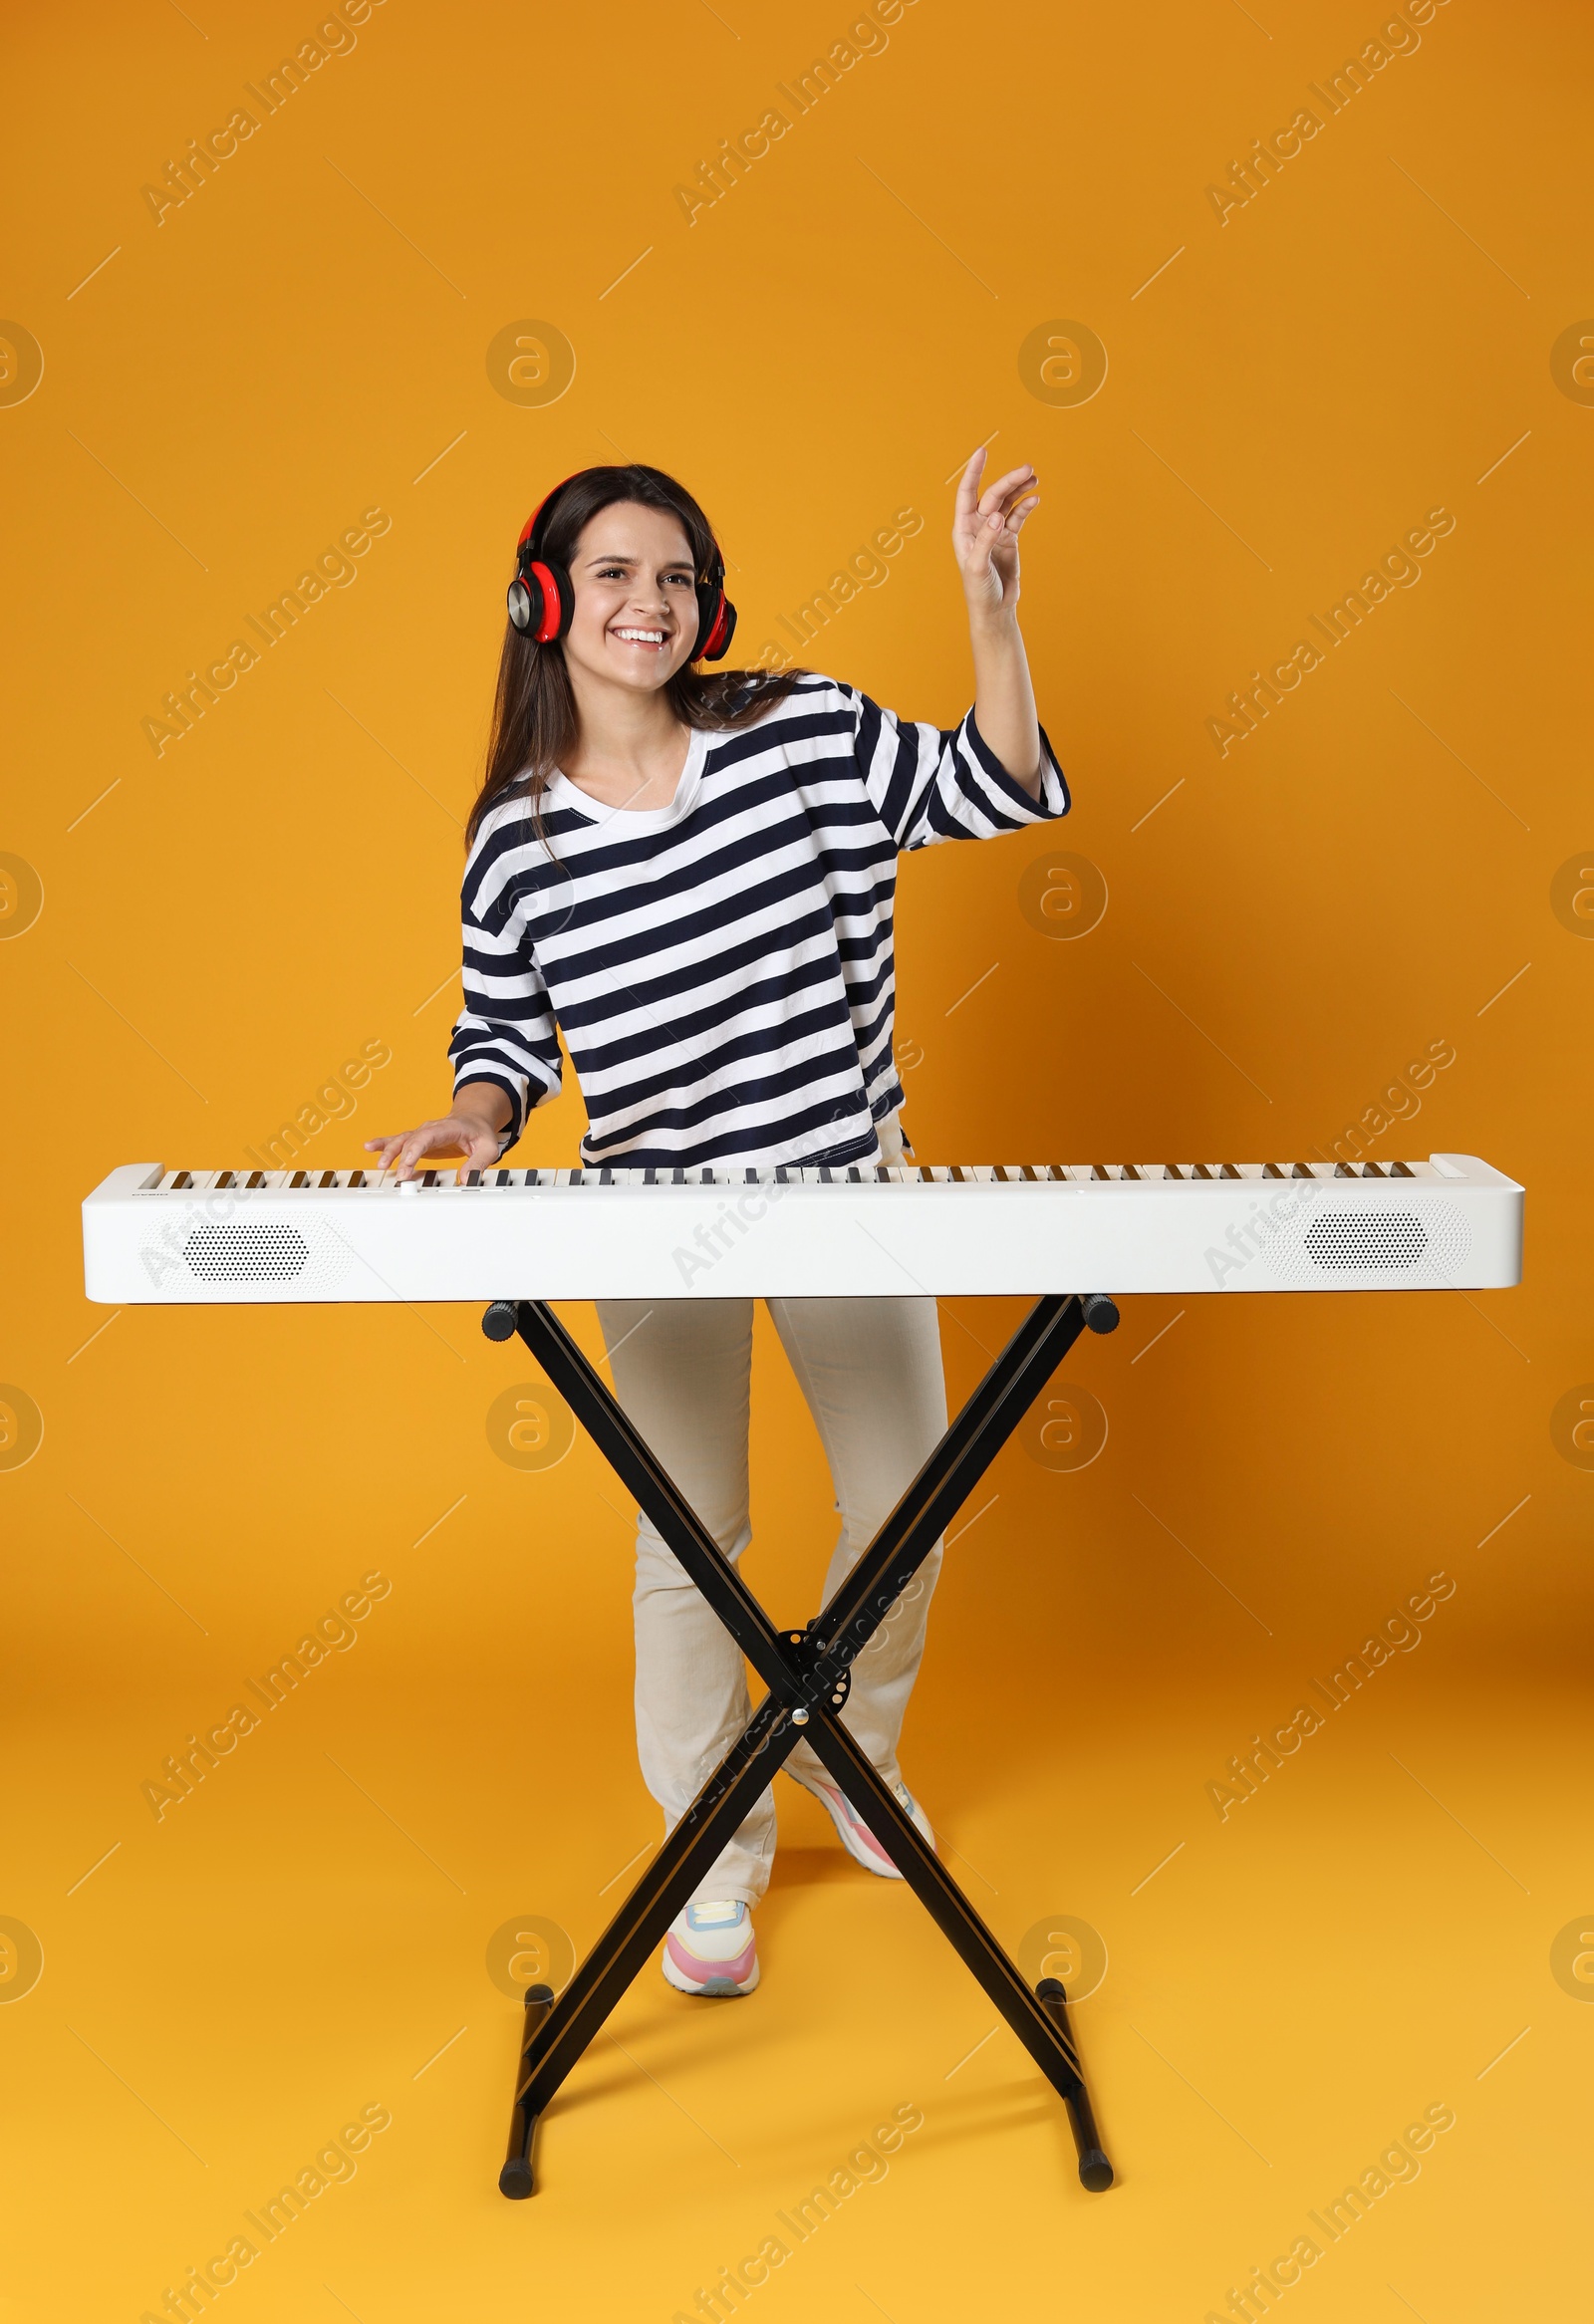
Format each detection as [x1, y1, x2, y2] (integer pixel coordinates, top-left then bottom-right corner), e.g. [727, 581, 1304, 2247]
[662, 1899, 759, 1995]
[786, 1767, 935, 1879]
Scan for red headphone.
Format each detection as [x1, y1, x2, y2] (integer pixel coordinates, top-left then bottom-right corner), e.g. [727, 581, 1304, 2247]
[506, 471, 737, 661]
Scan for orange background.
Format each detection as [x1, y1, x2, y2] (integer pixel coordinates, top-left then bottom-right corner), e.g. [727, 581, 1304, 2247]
[2, 0, 1590, 2317]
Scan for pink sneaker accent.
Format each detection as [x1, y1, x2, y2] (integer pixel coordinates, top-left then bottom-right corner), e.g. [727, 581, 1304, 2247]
[787, 1769, 935, 1879]
[662, 1901, 759, 1995]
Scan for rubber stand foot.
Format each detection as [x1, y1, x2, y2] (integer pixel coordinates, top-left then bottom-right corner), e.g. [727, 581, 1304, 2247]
[1077, 2147, 1114, 2193]
[499, 2157, 533, 2199]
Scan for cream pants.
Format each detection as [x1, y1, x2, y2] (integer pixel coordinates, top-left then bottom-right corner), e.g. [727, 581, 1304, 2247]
[594, 1135, 948, 1905]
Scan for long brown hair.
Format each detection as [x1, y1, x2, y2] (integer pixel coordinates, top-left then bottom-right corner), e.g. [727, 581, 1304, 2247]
[467, 464, 808, 849]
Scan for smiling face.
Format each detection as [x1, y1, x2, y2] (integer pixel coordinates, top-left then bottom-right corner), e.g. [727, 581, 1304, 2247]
[560, 500, 701, 695]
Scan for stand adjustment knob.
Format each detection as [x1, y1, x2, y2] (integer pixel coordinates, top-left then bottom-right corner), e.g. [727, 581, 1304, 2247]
[1082, 1295, 1120, 1335]
[482, 1301, 520, 1342]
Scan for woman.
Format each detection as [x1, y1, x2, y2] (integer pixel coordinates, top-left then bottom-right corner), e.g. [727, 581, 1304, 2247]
[368, 452, 1067, 1994]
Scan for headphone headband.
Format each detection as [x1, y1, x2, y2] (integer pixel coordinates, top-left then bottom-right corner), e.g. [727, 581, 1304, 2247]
[505, 471, 736, 660]
[516, 470, 583, 565]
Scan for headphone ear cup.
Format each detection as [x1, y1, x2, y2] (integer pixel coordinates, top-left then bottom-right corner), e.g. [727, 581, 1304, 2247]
[507, 571, 542, 635]
[697, 589, 736, 662]
[534, 559, 575, 643]
[509, 559, 575, 644]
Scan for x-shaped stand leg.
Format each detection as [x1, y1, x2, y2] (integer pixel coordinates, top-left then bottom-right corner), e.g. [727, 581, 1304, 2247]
[481, 1288, 1120, 2200]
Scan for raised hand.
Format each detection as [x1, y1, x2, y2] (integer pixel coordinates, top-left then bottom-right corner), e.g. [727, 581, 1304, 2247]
[952, 448, 1040, 624]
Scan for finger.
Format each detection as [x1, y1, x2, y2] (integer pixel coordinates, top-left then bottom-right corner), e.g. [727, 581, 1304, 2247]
[977, 463, 1036, 517]
[395, 1129, 442, 1181]
[458, 1128, 502, 1184]
[952, 447, 987, 515]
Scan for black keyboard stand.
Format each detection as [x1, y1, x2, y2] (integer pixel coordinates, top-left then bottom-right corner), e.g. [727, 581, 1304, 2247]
[480, 1289, 1121, 2200]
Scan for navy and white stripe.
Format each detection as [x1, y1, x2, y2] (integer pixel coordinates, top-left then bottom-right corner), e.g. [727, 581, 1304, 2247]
[447, 671, 1068, 1169]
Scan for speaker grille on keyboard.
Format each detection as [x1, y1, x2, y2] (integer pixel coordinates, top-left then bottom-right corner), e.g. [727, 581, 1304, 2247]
[1303, 1212, 1428, 1270]
[1258, 1195, 1470, 1285]
[182, 1224, 309, 1281]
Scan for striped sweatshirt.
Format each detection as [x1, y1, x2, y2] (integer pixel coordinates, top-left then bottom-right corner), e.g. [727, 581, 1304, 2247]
[447, 671, 1069, 1169]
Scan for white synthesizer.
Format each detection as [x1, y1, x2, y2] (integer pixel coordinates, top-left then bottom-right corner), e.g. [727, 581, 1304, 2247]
[82, 1155, 1522, 1303]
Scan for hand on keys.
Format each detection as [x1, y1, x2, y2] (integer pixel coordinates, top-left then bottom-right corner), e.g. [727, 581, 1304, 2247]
[365, 1112, 508, 1184]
